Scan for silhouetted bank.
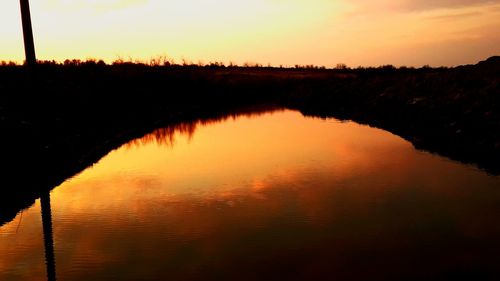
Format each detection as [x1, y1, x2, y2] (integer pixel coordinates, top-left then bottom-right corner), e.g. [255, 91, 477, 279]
[0, 57, 498, 226]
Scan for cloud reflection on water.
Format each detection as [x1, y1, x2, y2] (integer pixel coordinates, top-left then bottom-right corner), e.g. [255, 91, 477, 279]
[1, 110, 499, 281]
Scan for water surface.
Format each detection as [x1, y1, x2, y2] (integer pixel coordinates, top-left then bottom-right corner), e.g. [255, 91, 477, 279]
[1, 110, 500, 281]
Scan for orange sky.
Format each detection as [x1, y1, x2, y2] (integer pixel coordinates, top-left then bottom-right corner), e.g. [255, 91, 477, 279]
[1, 0, 499, 66]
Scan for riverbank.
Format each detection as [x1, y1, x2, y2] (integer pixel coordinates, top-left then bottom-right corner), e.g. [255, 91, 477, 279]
[0, 57, 498, 225]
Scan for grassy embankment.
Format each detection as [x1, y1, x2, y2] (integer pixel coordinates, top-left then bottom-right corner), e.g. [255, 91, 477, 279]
[0, 57, 498, 225]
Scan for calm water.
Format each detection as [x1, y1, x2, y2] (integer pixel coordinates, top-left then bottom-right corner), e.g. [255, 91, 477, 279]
[1, 110, 500, 281]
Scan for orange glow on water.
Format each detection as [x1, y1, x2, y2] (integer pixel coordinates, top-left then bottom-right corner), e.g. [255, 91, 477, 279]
[1, 110, 500, 281]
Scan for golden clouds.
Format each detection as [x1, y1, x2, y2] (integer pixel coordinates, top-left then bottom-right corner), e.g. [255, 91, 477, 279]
[0, 0, 498, 65]
[42, 0, 150, 12]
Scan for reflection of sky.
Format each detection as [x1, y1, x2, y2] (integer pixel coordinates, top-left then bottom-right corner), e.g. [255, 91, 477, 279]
[1, 0, 499, 66]
[1, 110, 500, 281]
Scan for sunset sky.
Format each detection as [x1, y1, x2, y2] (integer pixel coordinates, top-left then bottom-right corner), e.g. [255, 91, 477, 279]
[1, 0, 499, 66]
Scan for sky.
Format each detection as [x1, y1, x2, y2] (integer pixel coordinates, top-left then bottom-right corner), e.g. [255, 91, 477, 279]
[1, 0, 499, 66]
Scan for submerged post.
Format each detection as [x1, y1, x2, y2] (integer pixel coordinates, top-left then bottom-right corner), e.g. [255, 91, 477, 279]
[19, 0, 37, 66]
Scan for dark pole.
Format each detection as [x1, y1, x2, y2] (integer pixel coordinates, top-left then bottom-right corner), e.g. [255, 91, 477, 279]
[19, 0, 37, 66]
[41, 192, 57, 281]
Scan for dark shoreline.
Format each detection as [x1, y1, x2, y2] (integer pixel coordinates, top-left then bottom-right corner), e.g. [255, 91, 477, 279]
[0, 57, 498, 226]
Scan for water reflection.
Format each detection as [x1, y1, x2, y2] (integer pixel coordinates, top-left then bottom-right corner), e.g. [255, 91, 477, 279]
[40, 193, 56, 281]
[127, 106, 284, 147]
[1, 110, 500, 281]
[0, 106, 283, 229]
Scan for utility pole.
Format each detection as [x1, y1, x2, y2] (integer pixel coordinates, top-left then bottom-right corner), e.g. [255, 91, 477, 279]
[19, 0, 37, 66]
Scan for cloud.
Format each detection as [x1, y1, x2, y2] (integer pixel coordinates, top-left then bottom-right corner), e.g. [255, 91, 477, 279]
[347, 0, 500, 13]
[400, 0, 499, 11]
[426, 10, 483, 21]
[43, 0, 150, 12]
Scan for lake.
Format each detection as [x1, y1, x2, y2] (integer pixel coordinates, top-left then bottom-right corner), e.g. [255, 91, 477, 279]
[1, 109, 499, 281]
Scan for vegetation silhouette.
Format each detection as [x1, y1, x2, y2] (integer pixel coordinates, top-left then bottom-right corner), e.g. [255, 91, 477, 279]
[126, 106, 284, 147]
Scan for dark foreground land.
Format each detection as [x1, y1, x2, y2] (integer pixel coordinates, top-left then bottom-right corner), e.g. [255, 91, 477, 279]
[0, 56, 499, 226]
